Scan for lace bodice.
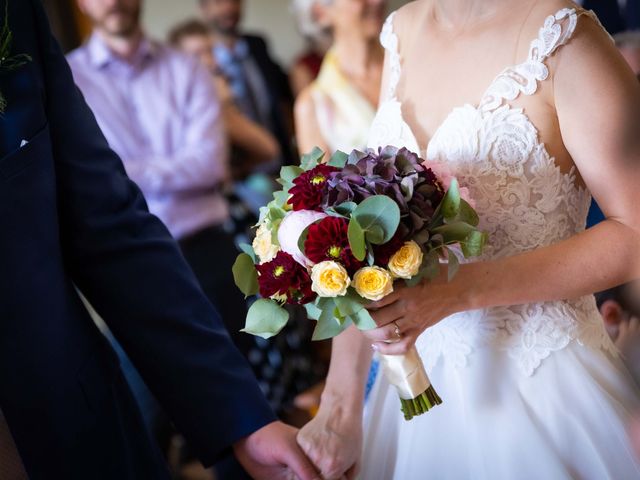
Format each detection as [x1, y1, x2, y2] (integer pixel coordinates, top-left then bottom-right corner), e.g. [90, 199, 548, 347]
[368, 7, 616, 376]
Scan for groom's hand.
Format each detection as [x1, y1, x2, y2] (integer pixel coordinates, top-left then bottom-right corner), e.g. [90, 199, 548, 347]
[233, 421, 321, 480]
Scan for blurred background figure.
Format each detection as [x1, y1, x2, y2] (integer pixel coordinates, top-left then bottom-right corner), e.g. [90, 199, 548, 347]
[169, 19, 280, 246]
[199, 0, 296, 215]
[596, 281, 640, 461]
[596, 281, 640, 350]
[295, 0, 387, 154]
[289, 0, 332, 97]
[615, 30, 640, 76]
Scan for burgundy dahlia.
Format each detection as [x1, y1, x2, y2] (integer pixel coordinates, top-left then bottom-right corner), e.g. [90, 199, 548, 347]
[304, 216, 364, 274]
[288, 164, 339, 211]
[256, 251, 316, 304]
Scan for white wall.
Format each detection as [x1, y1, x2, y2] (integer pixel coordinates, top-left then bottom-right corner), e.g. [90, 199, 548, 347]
[143, 0, 408, 67]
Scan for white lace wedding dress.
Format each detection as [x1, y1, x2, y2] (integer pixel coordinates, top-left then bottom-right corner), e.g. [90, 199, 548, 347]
[363, 7, 640, 479]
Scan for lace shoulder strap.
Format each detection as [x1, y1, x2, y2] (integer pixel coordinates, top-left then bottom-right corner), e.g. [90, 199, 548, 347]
[479, 7, 595, 113]
[380, 11, 401, 101]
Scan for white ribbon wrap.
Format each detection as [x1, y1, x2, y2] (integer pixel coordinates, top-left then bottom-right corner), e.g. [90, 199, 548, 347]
[379, 346, 431, 400]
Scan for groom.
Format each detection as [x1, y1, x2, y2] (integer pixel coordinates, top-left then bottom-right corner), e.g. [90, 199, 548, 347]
[0, 1, 318, 479]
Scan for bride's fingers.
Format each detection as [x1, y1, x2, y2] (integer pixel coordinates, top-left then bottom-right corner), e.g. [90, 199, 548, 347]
[373, 334, 416, 355]
[369, 302, 405, 328]
[368, 290, 402, 310]
[362, 323, 401, 343]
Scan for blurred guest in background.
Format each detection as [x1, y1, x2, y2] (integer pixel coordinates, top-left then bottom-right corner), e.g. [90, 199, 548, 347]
[199, 0, 295, 167]
[169, 20, 280, 183]
[597, 281, 640, 350]
[289, 0, 332, 97]
[597, 280, 640, 460]
[295, 0, 386, 154]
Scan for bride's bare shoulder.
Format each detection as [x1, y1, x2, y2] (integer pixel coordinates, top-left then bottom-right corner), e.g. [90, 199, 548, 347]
[384, 1, 428, 51]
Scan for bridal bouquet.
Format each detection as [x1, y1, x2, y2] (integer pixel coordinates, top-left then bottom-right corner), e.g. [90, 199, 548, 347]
[233, 146, 486, 420]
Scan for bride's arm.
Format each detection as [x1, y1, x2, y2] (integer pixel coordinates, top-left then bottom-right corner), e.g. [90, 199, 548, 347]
[366, 17, 640, 354]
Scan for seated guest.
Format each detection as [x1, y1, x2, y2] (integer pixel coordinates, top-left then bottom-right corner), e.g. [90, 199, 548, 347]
[295, 0, 387, 154]
[289, 0, 332, 97]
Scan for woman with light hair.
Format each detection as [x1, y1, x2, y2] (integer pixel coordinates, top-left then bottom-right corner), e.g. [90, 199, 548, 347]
[294, 0, 387, 154]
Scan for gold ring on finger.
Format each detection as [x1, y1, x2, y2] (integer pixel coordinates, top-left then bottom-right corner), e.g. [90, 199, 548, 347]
[393, 321, 402, 339]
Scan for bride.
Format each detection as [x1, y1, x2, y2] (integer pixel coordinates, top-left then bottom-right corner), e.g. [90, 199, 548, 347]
[296, 0, 640, 478]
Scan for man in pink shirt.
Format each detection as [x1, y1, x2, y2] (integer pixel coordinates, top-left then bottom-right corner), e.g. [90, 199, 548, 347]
[68, 2, 250, 349]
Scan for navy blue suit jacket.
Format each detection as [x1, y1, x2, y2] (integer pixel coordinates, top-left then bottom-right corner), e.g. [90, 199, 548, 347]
[0, 2, 274, 478]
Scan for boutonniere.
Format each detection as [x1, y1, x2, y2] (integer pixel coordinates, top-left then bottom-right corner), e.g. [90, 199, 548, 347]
[0, 1, 32, 113]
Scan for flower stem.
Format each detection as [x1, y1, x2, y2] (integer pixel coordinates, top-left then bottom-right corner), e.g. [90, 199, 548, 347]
[400, 384, 443, 421]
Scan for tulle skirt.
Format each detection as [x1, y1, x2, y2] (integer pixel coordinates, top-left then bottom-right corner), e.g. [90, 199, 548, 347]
[361, 341, 640, 479]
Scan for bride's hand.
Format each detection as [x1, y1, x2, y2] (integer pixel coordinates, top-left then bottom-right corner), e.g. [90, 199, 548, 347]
[296, 398, 362, 480]
[364, 268, 461, 355]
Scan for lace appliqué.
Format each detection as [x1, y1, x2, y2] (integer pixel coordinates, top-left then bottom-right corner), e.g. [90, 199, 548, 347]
[380, 11, 400, 102]
[371, 8, 615, 377]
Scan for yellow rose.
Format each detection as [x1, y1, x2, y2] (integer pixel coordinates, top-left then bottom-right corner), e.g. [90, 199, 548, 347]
[311, 261, 351, 297]
[253, 223, 279, 264]
[353, 266, 393, 301]
[388, 241, 424, 279]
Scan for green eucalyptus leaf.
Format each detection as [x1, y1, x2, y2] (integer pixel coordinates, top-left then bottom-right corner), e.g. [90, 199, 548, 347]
[312, 299, 350, 340]
[458, 199, 479, 226]
[301, 147, 325, 170]
[422, 250, 441, 281]
[273, 190, 291, 208]
[366, 225, 385, 245]
[334, 290, 365, 317]
[461, 230, 488, 258]
[432, 221, 476, 243]
[278, 166, 304, 186]
[334, 202, 358, 216]
[348, 217, 367, 261]
[441, 178, 461, 220]
[232, 253, 259, 297]
[447, 249, 460, 282]
[241, 299, 289, 339]
[238, 243, 257, 263]
[305, 301, 322, 321]
[327, 150, 349, 168]
[352, 195, 401, 244]
[297, 223, 314, 255]
[352, 308, 377, 331]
